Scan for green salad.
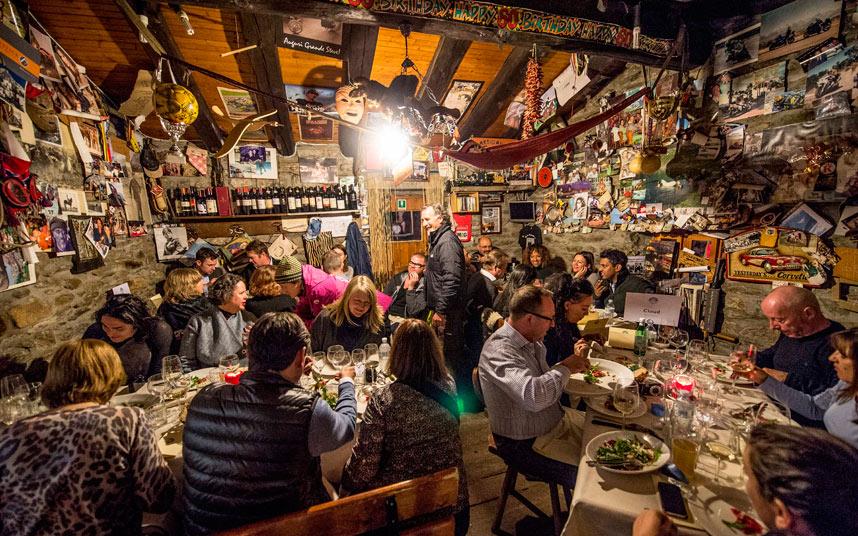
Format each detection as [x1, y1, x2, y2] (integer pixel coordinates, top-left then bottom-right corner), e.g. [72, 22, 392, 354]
[595, 436, 660, 470]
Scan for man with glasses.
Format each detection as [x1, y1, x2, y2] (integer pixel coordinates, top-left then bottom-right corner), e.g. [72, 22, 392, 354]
[479, 285, 590, 486]
[383, 252, 429, 324]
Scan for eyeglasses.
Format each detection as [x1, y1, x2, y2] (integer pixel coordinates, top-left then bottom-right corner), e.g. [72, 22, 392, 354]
[525, 310, 554, 323]
[409, 262, 425, 268]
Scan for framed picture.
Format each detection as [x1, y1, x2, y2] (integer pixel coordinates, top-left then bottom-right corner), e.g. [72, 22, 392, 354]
[410, 161, 428, 182]
[480, 205, 502, 234]
[68, 215, 104, 273]
[298, 155, 338, 184]
[227, 146, 278, 179]
[387, 211, 421, 242]
[217, 87, 258, 119]
[780, 202, 833, 236]
[152, 224, 189, 262]
[441, 80, 483, 122]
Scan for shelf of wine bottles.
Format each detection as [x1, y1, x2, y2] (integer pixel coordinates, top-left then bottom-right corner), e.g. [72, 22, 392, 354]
[168, 184, 359, 219]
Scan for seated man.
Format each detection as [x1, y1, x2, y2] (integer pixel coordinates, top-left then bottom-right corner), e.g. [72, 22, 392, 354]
[383, 252, 429, 321]
[594, 248, 655, 316]
[182, 312, 357, 535]
[633, 424, 858, 536]
[479, 285, 589, 486]
[242, 239, 279, 282]
[322, 249, 350, 282]
[331, 244, 354, 281]
[753, 286, 842, 418]
[470, 236, 493, 270]
[193, 247, 224, 295]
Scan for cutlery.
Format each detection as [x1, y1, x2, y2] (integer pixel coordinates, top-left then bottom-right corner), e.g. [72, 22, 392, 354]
[591, 419, 663, 440]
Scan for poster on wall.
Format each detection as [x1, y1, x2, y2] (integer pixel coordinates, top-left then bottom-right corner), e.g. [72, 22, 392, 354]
[298, 155, 338, 184]
[0, 248, 36, 292]
[441, 80, 482, 122]
[280, 17, 343, 59]
[387, 211, 421, 242]
[480, 205, 502, 234]
[805, 44, 858, 105]
[452, 214, 472, 243]
[152, 224, 189, 262]
[759, 0, 840, 62]
[721, 62, 786, 120]
[217, 87, 258, 119]
[285, 85, 335, 113]
[298, 115, 333, 141]
[726, 226, 829, 286]
[49, 216, 75, 256]
[227, 146, 278, 179]
[713, 24, 761, 75]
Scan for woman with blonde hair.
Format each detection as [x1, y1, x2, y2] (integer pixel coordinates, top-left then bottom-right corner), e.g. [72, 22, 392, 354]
[343, 319, 468, 535]
[157, 267, 211, 352]
[0, 340, 175, 534]
[310, 275, 387, 353]
[246, 265, 297, 317]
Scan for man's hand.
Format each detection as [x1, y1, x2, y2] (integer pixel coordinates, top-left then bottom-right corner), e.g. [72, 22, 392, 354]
[574, 338, 590, 359]
[433, 312, 446, 334]
[762, 368, 787, 382]
[594, 279, 608, 297]
[403, 271, 419, 290]
[337, 365, 356, 380]
[633, 509, 677, 536]
[560, 347, 590, 374]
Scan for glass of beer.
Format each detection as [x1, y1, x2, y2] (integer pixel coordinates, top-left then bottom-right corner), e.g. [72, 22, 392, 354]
[672, 436, 701, 483]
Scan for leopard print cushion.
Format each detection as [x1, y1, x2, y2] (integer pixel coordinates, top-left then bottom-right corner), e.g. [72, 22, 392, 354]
[0, 405, 175, 535]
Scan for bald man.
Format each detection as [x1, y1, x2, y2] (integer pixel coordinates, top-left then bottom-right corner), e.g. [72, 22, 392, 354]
[755, 286, 843, 413]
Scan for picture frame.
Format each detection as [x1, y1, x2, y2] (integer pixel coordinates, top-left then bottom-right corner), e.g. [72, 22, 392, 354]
[387, 211, 421, 242]
[409, 161, 428, 182]
[780, 202, 833, 236]
[480, 205, 502, 235]
[152, 224, 189, 262]
[441, 80, 483, 122]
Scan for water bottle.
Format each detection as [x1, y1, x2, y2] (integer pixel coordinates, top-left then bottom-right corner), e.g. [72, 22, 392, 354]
[634, 318, 648, 357]
[378, 337, 391, 374]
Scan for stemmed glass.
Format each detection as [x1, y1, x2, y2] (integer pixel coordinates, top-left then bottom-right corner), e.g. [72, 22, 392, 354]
[218, 354, 240, 384]
[612, 382, 640, 430]
[312, 351, 327, 374]
[162, 355, 183, 383]
[0, 374, 29, 425]
[146, 374, 171, 427]
[327, 345, 345, 367]
[686, 340, 708, 372]
[351, 349, 366, 386]
[669, 328, 690, 353]
[727, 343, 754, 395]
[329, 350, 351, 368]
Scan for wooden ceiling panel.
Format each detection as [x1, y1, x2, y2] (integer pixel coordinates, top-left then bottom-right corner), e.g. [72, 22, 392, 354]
[369, 27, 440, 87]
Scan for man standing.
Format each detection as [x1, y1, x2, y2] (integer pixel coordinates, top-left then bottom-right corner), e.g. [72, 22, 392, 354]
[182, 312, 356, 534]
[754, 286, 842, 400]
[479, 285, 589, 486]
[383, 252, 428, 322]
[421, 204, 467, 404]
[594, 248, 655, 316]
[193, 247, 223, 294]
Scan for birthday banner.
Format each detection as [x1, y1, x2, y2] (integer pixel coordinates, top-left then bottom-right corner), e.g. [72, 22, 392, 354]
[328, 0, 673, 57]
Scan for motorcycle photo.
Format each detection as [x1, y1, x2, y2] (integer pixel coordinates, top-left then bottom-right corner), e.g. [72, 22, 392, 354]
[816, 71, 841, 98]
[767, 27, 796, 50]
[805, 17, 832, 37]
[725, 38, 751, 64]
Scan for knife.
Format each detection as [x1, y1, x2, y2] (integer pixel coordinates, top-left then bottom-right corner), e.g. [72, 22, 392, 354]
[592, 418, 663, 440]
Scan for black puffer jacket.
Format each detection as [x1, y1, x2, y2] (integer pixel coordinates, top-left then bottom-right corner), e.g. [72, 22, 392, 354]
[425, 224, 465, 315]
[182, 371, 328, 535]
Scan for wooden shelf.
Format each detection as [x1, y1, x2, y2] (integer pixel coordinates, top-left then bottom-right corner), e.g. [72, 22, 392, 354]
[451, 184, 533, 193]
[175, 210, 359, 222]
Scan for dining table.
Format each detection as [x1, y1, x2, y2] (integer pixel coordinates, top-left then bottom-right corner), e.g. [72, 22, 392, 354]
[561, 347, 792, 536]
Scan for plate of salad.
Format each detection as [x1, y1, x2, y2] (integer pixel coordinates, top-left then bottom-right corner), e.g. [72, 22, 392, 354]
[585, 431, 669, 474]
[567, 358, 634, 396]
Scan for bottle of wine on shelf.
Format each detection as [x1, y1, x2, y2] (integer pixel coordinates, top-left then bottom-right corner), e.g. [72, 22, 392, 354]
[180, 187, 191, 216]
[271, 186, 281, 213]
[321, 186, 330, 211]
[196, 187, 208, 216]
[206, 187, 218, 215]
[300, 187, 309, 213]
[336, 185, 346, 210]
[242, 186, 254, 215]
[348, 185, 357, 210]
[315, 187, 323, 211]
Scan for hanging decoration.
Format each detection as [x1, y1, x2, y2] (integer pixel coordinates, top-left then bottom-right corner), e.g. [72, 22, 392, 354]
[152, 59, 198, 157]
[521, 49, 543, 140]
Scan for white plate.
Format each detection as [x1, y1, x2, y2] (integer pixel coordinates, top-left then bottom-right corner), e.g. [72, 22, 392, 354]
[689, 490, 765, 536]
[110, 393, 157, 409]
[585, 394, 648, 420]
[710, 362, 755, 386]
[183, 367, 219, 390]
[585, 430, 670, 474]
[567, 358, 635, 396]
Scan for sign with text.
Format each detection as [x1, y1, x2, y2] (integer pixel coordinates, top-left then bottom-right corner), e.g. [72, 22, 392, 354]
[623, 292, 682, 326]
[280, 17, 343, 59]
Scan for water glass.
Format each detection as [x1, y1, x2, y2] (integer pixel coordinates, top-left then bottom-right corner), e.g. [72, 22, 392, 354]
[162, 355, 184, 383]
[312, 351, 326, 372]
[146, 374, 171, 427]
[686, 340, 708, 371]
[351, 349, 366, 386]
[218, 354, 240, 383]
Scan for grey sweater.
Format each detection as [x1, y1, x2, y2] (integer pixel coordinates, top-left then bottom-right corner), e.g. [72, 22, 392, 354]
[179, 307, 256, 369]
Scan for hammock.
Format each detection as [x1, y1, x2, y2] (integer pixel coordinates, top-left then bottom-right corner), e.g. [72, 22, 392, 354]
[447, 87, 651, 170]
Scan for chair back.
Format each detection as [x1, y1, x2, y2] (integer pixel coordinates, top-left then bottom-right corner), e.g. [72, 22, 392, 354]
[216, 467, 459, 536]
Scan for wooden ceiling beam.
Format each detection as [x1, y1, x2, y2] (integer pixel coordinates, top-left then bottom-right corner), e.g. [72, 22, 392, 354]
[339, 24, 378, 158]
[457, 46, 547, 141]
[239, 13, 295, 155]
[415, 36, 471, 110]
[113, 0, 224, 151]
[175, 0, 687, 69]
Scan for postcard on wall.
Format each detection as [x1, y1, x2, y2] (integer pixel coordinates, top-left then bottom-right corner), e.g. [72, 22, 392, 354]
[0, 248, 37, 293]
[780, 203, 833, 236]
[280, 17, 343, 59]
[442, 80, 482, 122]
[227, 146, 278, 179]
[713, 24, 760, 75]
[217, 87, 258, 119]
[805, 44, 858, 105]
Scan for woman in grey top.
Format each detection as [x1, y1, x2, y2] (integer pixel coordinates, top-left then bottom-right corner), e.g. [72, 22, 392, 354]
[742, 328, 858, 449]
[180, 274, 256, 369]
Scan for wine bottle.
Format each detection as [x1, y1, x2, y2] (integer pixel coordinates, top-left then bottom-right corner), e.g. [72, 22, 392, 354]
[286, 187, 296, 213]
[180, 187, 191, 216]
[271, 186, 281, 213]
[197, 187, 208, 216]
[301, 187, 310, 213]
[242, 186, 254, 215]
[206, 188, 217, 214]
[348, 185, 357, 210]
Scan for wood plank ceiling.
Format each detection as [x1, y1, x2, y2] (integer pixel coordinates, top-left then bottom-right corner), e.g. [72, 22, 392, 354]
[28, 2, 629, 150]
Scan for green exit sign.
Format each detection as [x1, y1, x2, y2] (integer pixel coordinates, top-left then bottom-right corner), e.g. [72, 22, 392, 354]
[396, 199, 407, 209]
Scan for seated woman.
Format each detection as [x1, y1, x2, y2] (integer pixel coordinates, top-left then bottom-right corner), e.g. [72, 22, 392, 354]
[180, 274, 256, 369]
[492, 263, 540, 319]
[0, 340, 175, 534]
[543, 273, 593, 366]
[570, 250, 600, 288]
[311, 275, 386, 353]
[246, 265, 297, 317]
[743, 328, 858, 448]
[83, 294, 172, 386]
[157, 267, 212, 353]
[342, 319, 469, 535]
[525, 244, 556, 280]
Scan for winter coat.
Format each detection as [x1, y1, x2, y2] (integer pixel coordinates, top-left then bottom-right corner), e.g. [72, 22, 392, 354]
[424, 224, 465, 315]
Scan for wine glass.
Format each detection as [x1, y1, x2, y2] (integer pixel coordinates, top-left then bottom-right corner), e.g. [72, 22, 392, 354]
[146, 374, 171, 427]
[312, 351, 326, 373]
[686, 340, 708, 371]
[327, 345, 345, 366]
[364, 344, 380, 385]
[612, 383, 640, 430]
[218, 354, 240, 384]
[351, 349, 366, 385]
[670, 329, 690, 352]
[162, 355, 183, 384]
[329, 350, 351, 368]
[727, 343, 754, 395]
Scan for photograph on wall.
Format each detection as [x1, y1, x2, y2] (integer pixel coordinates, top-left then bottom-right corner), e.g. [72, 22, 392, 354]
[285, 85, 335, 113]
[24, 213, 53, 252]
[152, 224, 189, 262]
[29, 26, 61, 80]
[298, 115, 334, 141]
[722, 62, 786, 120]
[836, 206, 858, 236]
[57, 188, 84, 215]
[480, 205, 502, 234]
[713, 24, 760, 75]
[217, 87, 258, 119]
[605, 87, 645, 149]
[0, 67, 25, 109]
[410, 161, 428, 182]
[503, 89, 526, 130]
[805, 44, 858, 104]
[761, 115, 858, 161]
[441, 80, 482, 122]
[33, 115, 62, 146]
[68, 215, 104, 273]
[298, 155, 338, 184]
[387, 211, 421, 241]
[0, 249, 36, 292]
[570, 192, 589, 220]
[280, 17, 343, 59]
[780, 202, 833, 235]
[759, 0, 840, 62]
[84, 216, 112, 259]
[49, 216, 75, 256]
[109, 205, 128, 236]
[128, 220, 148, 237]
[227, 146, 278, 179]
[77, 121, 102, 157]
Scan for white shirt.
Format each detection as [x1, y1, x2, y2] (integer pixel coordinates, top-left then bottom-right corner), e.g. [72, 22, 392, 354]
[480, 268, 496, 282]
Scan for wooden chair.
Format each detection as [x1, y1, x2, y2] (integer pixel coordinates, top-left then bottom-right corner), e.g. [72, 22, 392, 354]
[216, 468, 459, 536]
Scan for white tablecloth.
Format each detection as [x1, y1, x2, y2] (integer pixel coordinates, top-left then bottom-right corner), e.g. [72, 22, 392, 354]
[562, 351, 786, 536]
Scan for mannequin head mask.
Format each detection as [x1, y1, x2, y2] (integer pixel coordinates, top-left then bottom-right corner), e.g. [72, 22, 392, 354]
[335, 85, 365, 124]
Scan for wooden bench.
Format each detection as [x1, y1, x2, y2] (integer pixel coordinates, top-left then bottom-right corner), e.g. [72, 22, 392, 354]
[216, 467, 459, 536]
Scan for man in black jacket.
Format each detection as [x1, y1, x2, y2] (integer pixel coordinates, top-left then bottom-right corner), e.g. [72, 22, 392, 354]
[182, 312, 357, 535]
[383, 252, 429, 322]
[421, 204, 469, 405]
[594, 248, 655, 317]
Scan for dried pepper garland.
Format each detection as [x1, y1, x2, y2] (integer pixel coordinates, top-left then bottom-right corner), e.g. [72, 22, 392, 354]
[522, 54, 543, 139]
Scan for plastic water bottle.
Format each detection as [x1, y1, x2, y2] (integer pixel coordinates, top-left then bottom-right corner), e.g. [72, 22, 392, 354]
[378, 338, 391, 374]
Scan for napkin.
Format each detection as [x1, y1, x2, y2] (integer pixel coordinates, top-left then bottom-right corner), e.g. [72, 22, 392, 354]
[533, 408, 586, 465]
